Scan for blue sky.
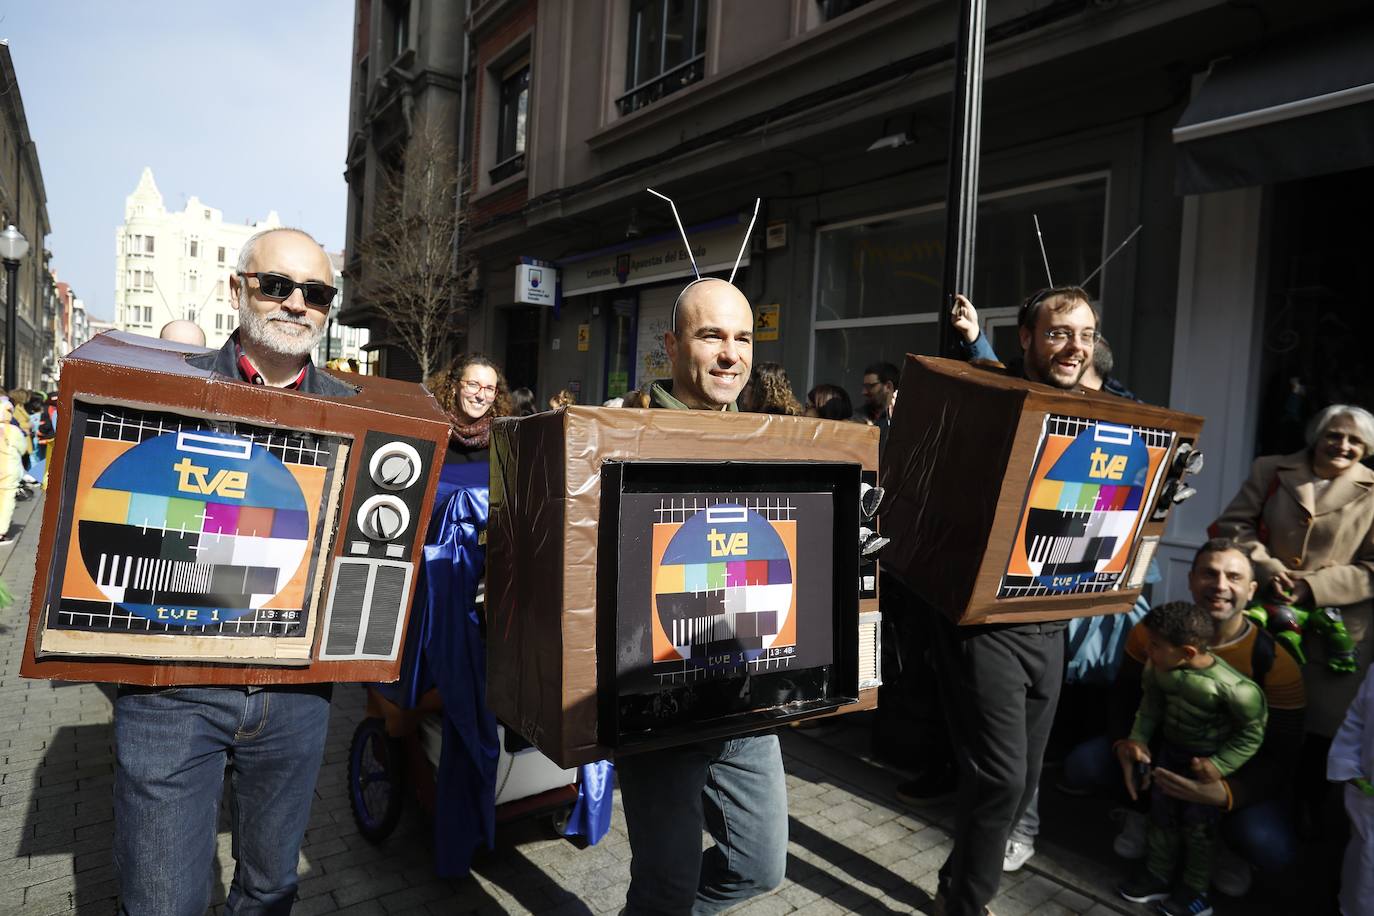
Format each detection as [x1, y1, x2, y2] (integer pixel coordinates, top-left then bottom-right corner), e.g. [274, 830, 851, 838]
[2, 2, 353, 320]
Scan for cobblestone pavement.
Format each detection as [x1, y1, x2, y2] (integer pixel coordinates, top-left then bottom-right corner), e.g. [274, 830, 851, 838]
[0, 490, 1230, 915]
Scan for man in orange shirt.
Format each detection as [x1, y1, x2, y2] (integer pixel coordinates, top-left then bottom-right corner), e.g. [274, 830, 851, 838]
[1060, 538, 1305, 896]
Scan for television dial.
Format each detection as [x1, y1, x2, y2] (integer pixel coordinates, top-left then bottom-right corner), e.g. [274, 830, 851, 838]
[369, 441, 423, 490]
[357, 495, 410, 541]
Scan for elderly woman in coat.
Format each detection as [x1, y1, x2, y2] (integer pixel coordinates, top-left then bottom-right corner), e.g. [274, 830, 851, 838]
[1212, 404, 1374, 741]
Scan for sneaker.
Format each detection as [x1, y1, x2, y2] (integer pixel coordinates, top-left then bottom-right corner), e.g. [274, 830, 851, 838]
[1117, 868, 1171, 904]
[1113, 809, 1148, 859]
[1002, 838, 1035, 872]
[1211, 844, 1251, 897]
[1157, 889, 1213, 916]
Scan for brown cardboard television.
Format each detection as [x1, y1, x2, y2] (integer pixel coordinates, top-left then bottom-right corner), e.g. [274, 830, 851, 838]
[880, 356, 1204, 625]
[486, 406, 881, 769]
[20, 331, 449, 686]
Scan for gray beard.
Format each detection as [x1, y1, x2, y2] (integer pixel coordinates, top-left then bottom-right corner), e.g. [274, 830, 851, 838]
[236, 305, 323, 359]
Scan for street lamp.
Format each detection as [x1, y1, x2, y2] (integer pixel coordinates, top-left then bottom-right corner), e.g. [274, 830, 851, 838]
[0, 225, 30, 390]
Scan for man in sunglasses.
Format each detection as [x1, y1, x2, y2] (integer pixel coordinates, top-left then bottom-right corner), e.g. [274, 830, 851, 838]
[113, 227, 353, 915]
[927, 287, 1101, 916]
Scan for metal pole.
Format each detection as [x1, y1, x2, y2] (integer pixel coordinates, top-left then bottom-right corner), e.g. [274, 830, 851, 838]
[4, 259, 17, 390]
[938, 0, 986, 357]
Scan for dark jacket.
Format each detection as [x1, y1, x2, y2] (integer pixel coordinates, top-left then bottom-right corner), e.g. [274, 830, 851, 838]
[185, 332, 358, 399]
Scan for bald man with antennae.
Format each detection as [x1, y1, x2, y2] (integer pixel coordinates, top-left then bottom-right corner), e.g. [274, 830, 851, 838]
[615, 190, 789, 916]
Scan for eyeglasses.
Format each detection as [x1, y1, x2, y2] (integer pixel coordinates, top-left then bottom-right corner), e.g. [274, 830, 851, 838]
[459, 379, 497, 397]
[237, 272, 338, 310]
[1043, 328, 1100, 345]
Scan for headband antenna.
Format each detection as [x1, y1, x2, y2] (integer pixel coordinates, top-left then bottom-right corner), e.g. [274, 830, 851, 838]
[729, 198, 761, 284]
[1033, 214, 1054, 288]
[646, 188, 700, 280]
[1080, 224, 1143, 289]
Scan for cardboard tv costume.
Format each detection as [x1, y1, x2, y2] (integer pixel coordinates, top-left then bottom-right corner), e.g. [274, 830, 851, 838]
[486, 406, 881, 769]
[880, 355, 1205, 625]
[20, 331, 450, 686]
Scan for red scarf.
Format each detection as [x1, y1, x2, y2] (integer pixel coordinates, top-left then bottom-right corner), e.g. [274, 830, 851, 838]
[449, 412, 492, 450]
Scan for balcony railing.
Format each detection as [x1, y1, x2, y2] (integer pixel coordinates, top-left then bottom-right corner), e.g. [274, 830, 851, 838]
[616, 54, 705, 117]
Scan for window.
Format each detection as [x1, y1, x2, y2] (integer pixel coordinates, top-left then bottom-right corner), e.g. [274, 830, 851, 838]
[491, 62, 530, 184]
[818, 0, 877, 20]
[809, 174, 1109, 394]
[189, 238, 199, 259]
[185, 307, 195, 321]
[620, 0, 707, 116]
[389, 0, 410, 62]
[217, 246, 226, 266]
[142, 305, 153, 324]
[203, 209, 212, 220]
[145, 235, 155, 254]
[185, 270, 198, 293]
[216, 279, 225, 300]
[216, 314, 223, 331]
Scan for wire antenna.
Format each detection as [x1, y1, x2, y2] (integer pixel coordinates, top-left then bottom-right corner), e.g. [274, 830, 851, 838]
[1080, 224, 1143, 289]
[646, 188, 700, 280]
[729, 198, 761, 284]
[1033, 214, 1053, 287]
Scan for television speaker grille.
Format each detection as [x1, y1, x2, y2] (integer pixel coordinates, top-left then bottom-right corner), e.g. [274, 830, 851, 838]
[320, 559, 414, 660]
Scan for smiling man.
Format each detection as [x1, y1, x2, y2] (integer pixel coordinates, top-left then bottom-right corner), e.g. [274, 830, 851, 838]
[113, 227, 353, 916]
[621, 276, 789, 915]
[930, 285, 1102, 915]
[1058, 539, 1306, 899]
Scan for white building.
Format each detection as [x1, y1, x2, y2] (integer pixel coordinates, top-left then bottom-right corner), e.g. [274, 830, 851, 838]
[114, 167, 281, 349]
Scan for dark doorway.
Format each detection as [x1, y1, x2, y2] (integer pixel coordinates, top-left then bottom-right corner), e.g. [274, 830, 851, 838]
[1255, 167, 1374, 457]
[503, 306, 542, 393]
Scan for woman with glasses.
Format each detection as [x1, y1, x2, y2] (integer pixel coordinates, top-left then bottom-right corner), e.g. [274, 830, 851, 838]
[428, 353, 511, 464]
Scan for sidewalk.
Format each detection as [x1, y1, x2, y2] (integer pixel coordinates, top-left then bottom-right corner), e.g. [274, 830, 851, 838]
[0, 488, 1212, 915]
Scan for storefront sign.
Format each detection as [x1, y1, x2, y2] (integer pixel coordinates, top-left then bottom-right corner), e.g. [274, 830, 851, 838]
[756, 303, 780, 341]
[515, 263, 557, 306]
[563, 221, 753, 297]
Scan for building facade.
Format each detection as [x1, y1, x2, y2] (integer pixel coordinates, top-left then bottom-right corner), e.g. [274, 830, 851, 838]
[345, 0, 1373, 598]
[0, 41, 53, 391]
[114, 167, 282, 350]
[313, 252, 372, 371]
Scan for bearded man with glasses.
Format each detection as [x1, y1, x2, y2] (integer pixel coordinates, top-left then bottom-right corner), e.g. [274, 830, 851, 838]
[113, 227, 355, 916]
[925, 287, 1103, 916]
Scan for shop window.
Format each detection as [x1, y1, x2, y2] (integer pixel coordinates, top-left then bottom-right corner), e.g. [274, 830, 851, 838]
[388, 0, 410, 62]
[618, 0, 708, 116]
[1255, 168, 1374, 456]
[490, 61, 530, 184]
[809, 174, 1108, 397]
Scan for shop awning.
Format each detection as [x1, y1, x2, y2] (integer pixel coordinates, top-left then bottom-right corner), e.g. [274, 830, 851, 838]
[1173, 23, 1374, 195]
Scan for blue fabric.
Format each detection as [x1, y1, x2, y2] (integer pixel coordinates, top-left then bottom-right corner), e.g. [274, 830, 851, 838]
[418, 474, 500, 877]
[565, 760, 615, 843]
[405, 460, 612, 875]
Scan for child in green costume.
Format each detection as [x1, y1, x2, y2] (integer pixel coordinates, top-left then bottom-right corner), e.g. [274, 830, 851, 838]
[1115, 601, 1268, 916]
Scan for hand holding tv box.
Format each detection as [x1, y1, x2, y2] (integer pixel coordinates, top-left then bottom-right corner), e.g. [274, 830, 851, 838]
[878, 356, 1205, 625]
[20, 331, 450, 686]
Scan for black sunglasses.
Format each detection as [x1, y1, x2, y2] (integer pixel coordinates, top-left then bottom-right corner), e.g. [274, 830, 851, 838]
[237, 271, 338, 310]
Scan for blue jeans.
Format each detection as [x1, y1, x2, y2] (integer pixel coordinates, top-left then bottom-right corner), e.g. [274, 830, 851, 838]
[1061, 734, 1297, 872]
[616, 733, 788, 915]
[113, 686, 331, 916]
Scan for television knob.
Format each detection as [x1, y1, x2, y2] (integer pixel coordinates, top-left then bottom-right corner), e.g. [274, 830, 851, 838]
[357, 495, 410, 541]
[369, 441, 423, 490]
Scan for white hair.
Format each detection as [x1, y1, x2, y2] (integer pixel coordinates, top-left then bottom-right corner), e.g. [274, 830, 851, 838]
[1306, 404, 1374, 450]
[236, 226, 325, 275]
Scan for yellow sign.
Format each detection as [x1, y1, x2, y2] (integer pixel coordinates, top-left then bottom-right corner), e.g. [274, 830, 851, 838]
[577, 324, 590, 352]
[755, 303, 780, 342]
